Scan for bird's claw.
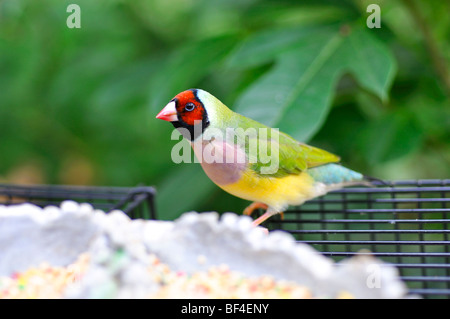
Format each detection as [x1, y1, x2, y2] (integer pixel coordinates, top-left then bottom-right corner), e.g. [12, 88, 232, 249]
[243, 202, 268, 217]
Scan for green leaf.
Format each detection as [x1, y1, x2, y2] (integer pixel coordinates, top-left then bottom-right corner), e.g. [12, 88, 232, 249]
[156, 164, 216, 220]
[231, 25, 397, 142]
[148, 35, 238, 112]
[359, 110, 424, 164]
[226, 26, 324, 69]
[340, 28, 397, 102]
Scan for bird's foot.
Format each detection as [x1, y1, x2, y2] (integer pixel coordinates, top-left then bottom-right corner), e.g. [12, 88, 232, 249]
[252, 212, 271, 226]
[243, 202, 268, 217]
[244, 203, 284, 228]
[251, 210, 284, 226]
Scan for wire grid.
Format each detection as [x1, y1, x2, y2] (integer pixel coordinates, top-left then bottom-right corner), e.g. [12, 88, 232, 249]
[265, 179, 450, 299]
[0, 184, 157, 219]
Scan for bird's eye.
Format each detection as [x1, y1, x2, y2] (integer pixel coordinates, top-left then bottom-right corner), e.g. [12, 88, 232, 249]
[184, 103, 196, 112]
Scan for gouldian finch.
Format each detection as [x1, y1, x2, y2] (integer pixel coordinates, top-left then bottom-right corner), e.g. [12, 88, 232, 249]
[156, 89, 370, 226]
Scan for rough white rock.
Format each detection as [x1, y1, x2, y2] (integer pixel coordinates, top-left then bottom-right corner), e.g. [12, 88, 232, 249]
[0, 202, 409, 298]
[0, 203, 99, 276]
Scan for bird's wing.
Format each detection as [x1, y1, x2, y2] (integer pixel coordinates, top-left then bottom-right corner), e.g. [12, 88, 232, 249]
[249, 132, 340, 177]
[229, 113, 340, 178]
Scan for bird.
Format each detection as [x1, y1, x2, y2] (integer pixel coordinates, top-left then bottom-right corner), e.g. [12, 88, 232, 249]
[156, 88, 372, 226]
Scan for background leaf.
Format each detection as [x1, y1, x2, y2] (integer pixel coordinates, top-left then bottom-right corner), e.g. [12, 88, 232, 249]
[232, 24, 397, 141]
[359, 110, 424, 164]
[156, 165, 215, 220]
[148, 35, 238, 111]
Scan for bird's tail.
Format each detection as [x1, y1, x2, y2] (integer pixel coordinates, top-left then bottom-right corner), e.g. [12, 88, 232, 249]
[363, 175, 390, 186]
[308, 163, 380, 191]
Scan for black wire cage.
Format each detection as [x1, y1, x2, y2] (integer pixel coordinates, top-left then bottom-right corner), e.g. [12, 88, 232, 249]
[1, 180, 449, 298]
[263, 179, 450, 299]
[0, 184, 157, 220]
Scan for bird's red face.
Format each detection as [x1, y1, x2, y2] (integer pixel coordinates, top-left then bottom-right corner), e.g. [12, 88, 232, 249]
[156, 89, 210, 141]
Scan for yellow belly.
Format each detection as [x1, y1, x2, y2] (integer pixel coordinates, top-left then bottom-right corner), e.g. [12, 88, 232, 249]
[218, 169, 317, 212]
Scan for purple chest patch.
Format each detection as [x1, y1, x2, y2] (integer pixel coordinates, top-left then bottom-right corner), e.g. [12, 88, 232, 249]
[192, 138, 247, 185]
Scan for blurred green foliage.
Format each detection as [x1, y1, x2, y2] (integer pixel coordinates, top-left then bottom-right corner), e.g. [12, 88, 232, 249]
[0, 0, 448, 220]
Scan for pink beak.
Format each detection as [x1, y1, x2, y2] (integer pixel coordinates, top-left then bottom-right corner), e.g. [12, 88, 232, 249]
[156, 101, 178, 122]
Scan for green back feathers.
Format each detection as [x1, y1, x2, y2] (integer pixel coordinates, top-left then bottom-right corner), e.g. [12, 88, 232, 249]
[225, 111, 340, 178]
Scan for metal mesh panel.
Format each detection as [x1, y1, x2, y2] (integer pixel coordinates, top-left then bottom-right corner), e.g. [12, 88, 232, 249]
[1, 180, 448, 298]
[265, 179, 450, 299]
[0, 184, 157, 219]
